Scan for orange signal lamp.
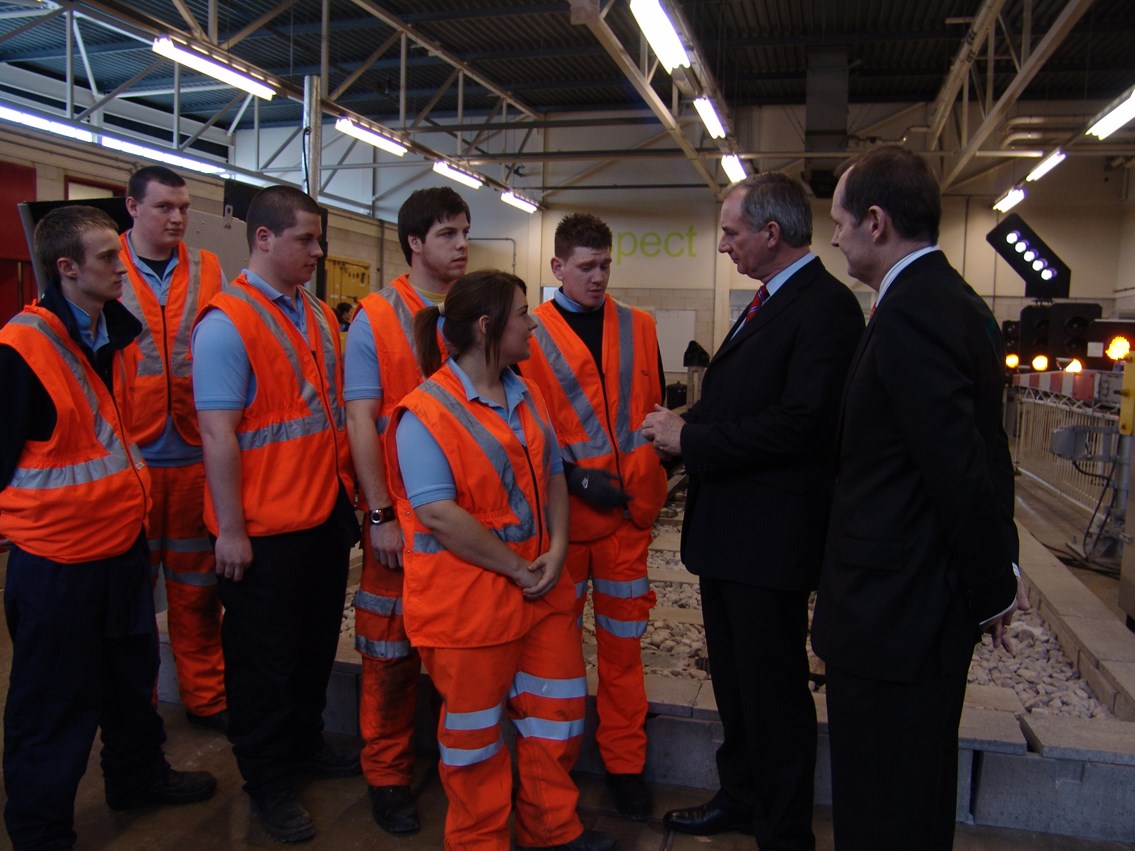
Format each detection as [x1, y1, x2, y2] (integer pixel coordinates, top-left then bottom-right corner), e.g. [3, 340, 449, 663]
[1106, 336, 1132, 362]
[1031, 354, 1049, 371]
[1064, 359, 1083, 373]
[1005, 353, 1020, 369]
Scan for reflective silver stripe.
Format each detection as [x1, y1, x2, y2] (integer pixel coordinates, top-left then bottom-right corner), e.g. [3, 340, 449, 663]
[530, 317, 611, 463]
[7, 314, 141, 490]
[379, 285, 418, 358]
[574, 580, 588, 599]
[164, 536, 213, 554]
[412, 531, 444, 554]
[509, 671, 588, 700]
[595, 614, 649, 639]
[162, 567, 218, 586]
[414, 380, 537, 546]
[169, 249, 203, 379]
[444, 703, 503, 731]
[353, 589, 403, 616]
[299, 287, 346, 430]
[513, 716, 585, 741]
[222, 286, 332, 448]
[439, 735, 503, 768]
[355, 636, 412, 659]
[119, 277, 162, 377]
[613, 303, 649, 453]
[593, 576, 651, 599]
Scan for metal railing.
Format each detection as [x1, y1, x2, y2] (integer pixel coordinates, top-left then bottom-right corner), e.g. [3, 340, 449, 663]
[1010, 386, 1119, 514]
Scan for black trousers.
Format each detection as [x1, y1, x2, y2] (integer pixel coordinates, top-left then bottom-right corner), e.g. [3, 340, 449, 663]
[700, 577, 817, 851]
[218, 516, 351, 797]
[3, 533, 169, 851]
[825, 657, 970, 851]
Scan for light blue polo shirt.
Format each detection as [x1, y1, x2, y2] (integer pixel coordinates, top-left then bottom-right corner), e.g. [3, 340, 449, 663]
[395, 359, 563, 508]
[191, 270, 307, 412]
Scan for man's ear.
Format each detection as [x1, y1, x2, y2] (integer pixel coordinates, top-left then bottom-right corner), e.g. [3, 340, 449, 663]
[125, 196, 140, 220]
[56, 255, 80, 281]
[865, 205, 889, 243]
[408, 234, 423, 256]
[549, 256, 565, 282]
[253, 225, 273, 252]
[765, 220, 782, 248]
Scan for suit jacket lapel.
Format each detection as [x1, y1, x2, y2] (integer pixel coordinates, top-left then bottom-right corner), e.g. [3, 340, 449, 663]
[709, 257, 817, 366]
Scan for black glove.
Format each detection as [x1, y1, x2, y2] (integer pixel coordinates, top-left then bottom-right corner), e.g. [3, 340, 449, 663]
[565, 465, 630, 509]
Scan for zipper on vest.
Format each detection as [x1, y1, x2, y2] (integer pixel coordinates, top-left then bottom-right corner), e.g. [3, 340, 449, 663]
[160, 303, 174, 415]
[521, 444, 544, 554]
[598, 375, 626, 486]
[113, 352, 151, 510]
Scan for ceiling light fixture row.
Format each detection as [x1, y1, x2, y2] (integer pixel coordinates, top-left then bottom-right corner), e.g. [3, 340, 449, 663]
[152, 36, 277, 101]
[629, 0, 747, 184]
[991, 80, 1135, 212]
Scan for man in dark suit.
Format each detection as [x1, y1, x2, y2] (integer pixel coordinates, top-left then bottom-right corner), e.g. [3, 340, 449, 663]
[811, 145, 1026, 850]
[642, 173, 863, 850]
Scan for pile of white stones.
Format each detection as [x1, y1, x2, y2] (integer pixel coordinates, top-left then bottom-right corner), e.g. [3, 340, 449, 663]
[580, 511, 1114, 720]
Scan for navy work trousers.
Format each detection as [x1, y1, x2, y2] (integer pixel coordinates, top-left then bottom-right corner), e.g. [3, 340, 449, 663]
[218, 517, 351, 797]
[3, 532, 169, 851]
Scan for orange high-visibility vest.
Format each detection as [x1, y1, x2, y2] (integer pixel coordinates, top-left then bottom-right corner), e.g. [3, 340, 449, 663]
[0, 305, 151, 562]
[356, 274, 446, 442]
[197, 276, 353, 537]
[386, 363, 573, 648]
[525, 298, 667, 539]
[118, 237, 223, 445]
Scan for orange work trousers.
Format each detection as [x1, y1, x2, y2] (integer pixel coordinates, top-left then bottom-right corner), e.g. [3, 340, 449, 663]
[419, 603, 587, 851]
[567, 522, 655, 774]
[148, 463, 225, 716]
[355, 545, 419, 786]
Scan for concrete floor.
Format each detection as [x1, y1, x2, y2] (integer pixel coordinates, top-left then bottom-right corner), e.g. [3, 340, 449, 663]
[0, 476, 1133, 848]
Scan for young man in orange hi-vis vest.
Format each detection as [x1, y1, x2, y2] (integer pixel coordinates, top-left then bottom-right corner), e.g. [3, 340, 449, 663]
[193, 186, 360, 844]
[520, 213, 668, 820]
[1, 205, 216, 850]
[344, 186, 470, 835]
[117, 166, 228, 733]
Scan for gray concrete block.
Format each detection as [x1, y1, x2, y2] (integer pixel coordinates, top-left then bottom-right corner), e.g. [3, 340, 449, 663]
[691, 682, 718, 720]
[964, 683, 1025, 713]
[1104, 661, 1135, 721]
[1022, 715, 1135, 765]
[1079, 658, 1119, 713]
[1064, 616, 1135, 668]
[958, 707, 1028, 754]
[643, 715, 721, 790]
[323, 667, 360, 736]
[644, 673, 698, 718]
[647, 567, 698, 585]
[973, 751, 1135, 842]
[814, 730, 831, 806]
[956, 749, 975, 824]
[652, 605, 704, 626]
[649, 531, 682, 552]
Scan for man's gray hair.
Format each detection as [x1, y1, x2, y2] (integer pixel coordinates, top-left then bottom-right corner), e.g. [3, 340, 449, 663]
[727, 172, 813, 248]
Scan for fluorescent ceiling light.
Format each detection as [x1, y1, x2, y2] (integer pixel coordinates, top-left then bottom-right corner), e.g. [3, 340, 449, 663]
[629, 0, 690, 72]
[100, 136, 228, 176]
[694, 96, 726, 139]
[1025, 149, 1066, 182]
[0, 104, 94, 143]
[993, 187, 1025, 213]
[335, 116, 407, 156]
[721, 154, 747, 184]
[1086, 87, 1135, 140]
[500, 191, 538, 214]
[153, 36, 275, 101]
[433, 160, 483, 189]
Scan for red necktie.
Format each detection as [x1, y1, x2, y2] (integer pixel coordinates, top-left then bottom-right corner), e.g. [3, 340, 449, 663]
[740, 285, 771, 328]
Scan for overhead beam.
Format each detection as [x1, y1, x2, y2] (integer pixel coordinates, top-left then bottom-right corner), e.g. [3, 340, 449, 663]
[928, 0, 1005, 148]
[572, 2, 721, 197]
[344, 0, 540, 121]
[940, 0, 1095, 190]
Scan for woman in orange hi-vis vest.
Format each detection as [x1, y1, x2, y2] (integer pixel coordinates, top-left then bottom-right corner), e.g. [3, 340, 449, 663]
[385, 270, 615, 851]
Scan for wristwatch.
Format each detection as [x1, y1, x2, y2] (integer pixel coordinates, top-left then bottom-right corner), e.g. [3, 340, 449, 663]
[367, 506, 396, 526]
